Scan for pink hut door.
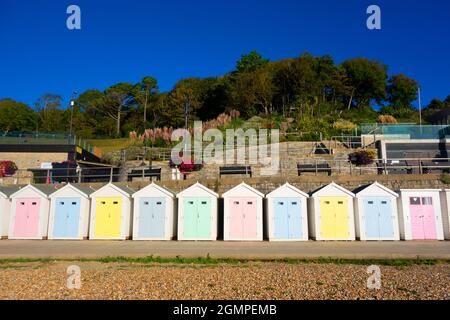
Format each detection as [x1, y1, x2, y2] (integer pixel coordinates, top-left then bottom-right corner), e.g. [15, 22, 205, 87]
[409, 197, 425, 239]
[421, 197, 437, 239]
[242, 198, 257, 239]
[229, 199, 243, 238]
[228, 197, 257, 239]
[409, 196, 437, 240]
[14, 198, 40, 237]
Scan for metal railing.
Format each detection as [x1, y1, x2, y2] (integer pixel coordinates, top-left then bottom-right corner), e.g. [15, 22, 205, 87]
[0, 132, 76, 145]
[0, 131, 101, 158]
[129, 144, 321, 162]
[329, 136, 363, 149]
[359, 124, 450, 139]
[289, 157, 450, 176]
[1, 156, 449, 186]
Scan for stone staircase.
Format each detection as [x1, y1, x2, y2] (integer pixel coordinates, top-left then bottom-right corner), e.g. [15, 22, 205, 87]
[125, 141, 357, 182]
[184, 141, 355, 180]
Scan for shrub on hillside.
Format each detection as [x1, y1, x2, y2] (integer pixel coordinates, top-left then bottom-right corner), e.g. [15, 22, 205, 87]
[348, 149, 377, 166]
[0, 160, 18, 177]
[377, 115, 398, 124]
[333, 119, 357, 132]
[440, 173, 450, 185]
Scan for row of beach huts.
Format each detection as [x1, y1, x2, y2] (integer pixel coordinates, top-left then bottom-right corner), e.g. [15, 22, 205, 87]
[0, 181, 449, 241]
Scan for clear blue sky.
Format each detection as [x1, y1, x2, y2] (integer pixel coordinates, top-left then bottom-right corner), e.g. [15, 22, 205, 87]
[0, 0, 449, 108]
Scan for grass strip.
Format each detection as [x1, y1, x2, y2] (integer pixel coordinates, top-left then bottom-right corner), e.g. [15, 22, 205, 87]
[0, 256, 448, 266]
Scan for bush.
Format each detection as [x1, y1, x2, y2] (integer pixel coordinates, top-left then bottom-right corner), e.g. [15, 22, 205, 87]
[377, 115, 397, 124]
[0, 161, 18, 177]
[349, 149, 376, 166]
[440, 173, 450, 185]
[333, 119, 357, 132]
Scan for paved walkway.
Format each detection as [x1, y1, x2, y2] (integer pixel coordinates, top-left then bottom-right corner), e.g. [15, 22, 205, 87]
[0, 240, 449, 259]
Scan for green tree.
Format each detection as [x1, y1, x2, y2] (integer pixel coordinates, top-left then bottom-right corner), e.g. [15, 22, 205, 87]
[236, 50, 269, 73]
[444, 95, 450, 105]
[136, 76, 158, 127]
[0, 99, 36, 132]
[34, 94, 66, 132]
[423, 97, 450, 124]
[165, 77, 219, 126]
[73, 90, 109, 137]
[341, 58, 388, 108]
[387, 74, 418, 110]
[232, 65, 275, 115]
[103, 83, 136, 136]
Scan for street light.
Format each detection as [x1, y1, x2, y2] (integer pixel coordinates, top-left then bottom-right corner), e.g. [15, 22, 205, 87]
[418, 86, 422, 126]
[69, 91, 78, 140]
[184, 94, 190, 153]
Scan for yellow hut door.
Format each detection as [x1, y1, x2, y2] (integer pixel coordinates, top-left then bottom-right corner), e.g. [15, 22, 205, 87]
[319, 197, 349, 239]
[95, 197, 122, 237]
[334, 198, 349, 239]
[319, 198, 335, 238]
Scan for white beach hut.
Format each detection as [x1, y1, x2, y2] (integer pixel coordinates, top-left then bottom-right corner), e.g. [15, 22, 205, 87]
[48, 183, 95, 240]
[354, 182, 400, 241]
[397, 189, 444, 240]
[132, 182, 176, 240]
[222, 182, 264, 241]
[8, 184, 56, 240]
[89, 183, 134, 240]
[440, 189, 450, 240]
[0, 186, 21, 239]
[308, 182, 355, 241]
[265, 183, 309, 241]
[176, 182, 218, 241]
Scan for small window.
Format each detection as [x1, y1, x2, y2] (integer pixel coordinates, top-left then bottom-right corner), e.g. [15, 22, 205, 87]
[409, 197, 420, 205]
[101, 201, 106, 205]
[113, 201, 118, 205]
[156, 202, 162, 205]
[247, 201, 253, 205]
[422, 197, 433, 205]
[368, 201, 374, 204]
[234, 201, 240, 205]
[381, 201, 387, 204]
[32, 202, 37, 205]
[325, 201, 330, 204]
[20, 202, 25, 205]
[291, 202, 297, 205]
[188, 201, 194, 205]
[278, 202, 284, 205]
[338, 201, 343, 205]
[201, 201, 207, 205]
[72, 202, 77, 205]
[144, 201, 149, 205]
[60, 202, 65, 205]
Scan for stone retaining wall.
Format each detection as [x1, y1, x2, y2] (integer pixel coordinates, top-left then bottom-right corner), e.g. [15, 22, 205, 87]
[81, 174, 446, 194]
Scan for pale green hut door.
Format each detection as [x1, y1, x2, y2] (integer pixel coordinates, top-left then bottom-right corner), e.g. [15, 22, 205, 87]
[183, 197, 211, 239]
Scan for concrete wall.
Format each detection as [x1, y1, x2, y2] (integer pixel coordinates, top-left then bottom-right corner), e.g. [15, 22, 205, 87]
[0, 152, 68, 169]
[83, 174, 447, 195]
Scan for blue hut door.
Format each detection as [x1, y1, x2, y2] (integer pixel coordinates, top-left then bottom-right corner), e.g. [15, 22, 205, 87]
[138, 197, 165, 238]
[274, 198, 289, 239]
[378, 199, 394, 238]
[54, 197, 80, 238]
[274, 197, 302, 239]
[288, 199, 302, 239]
[363, 197, 394, 238]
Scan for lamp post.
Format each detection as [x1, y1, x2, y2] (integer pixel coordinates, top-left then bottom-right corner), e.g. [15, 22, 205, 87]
[418, 86, 422, 126]
[69, 91, 78, 143]
[184, 94, 190, 152]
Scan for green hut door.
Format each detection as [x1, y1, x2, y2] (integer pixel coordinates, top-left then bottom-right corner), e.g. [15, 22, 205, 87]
[183, 197, 211, 239]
